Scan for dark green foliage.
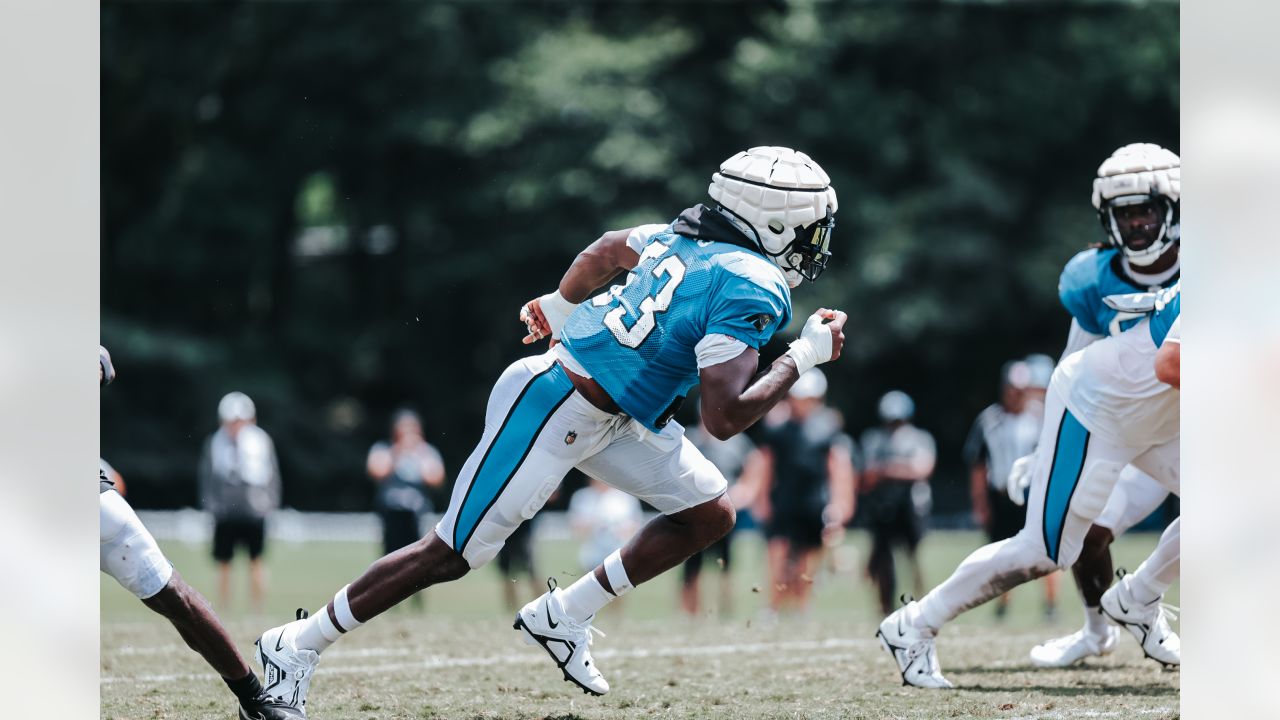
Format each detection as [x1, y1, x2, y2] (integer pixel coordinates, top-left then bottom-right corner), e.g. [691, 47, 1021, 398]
[101, 1, 1177, 511]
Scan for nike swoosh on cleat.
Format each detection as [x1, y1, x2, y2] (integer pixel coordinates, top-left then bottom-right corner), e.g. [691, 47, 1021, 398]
[544, 598, 559, 629]
[1116, 597, 1130, 614]
[274, 631, 286, 653]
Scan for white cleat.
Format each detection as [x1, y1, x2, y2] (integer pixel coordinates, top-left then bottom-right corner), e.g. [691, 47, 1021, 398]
[1029, 624, 1119, 667]
[1100, 575, 1180, 668]
[255, 610, 321, 713]
[876, 602, 954, 689]
[514, 579, 609, 696]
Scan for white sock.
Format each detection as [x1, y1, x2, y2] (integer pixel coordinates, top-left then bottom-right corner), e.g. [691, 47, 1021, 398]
[294, 585, 364, 654]
[559, 573, 615, 623]
[559, 550, 635, 623]
[1084, 605, 1110, 637]
[1130, 518, 1180, 605]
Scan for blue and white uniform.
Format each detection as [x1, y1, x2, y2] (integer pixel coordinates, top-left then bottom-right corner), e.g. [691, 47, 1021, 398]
[437, 205, 792, 567]
[1057, 249, 1180, 534]
[913, 287, 1182, 630]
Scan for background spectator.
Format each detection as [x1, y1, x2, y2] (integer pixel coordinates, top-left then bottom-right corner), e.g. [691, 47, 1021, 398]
[753, 369, 858, 619]
[568, 476, 643, 615]
[198, 391, 281, 614]
[860, 390, 936, 615]
[681, 407, 766, 618]
[367, 408, 445, 609]
[964, 360, 1058, 620]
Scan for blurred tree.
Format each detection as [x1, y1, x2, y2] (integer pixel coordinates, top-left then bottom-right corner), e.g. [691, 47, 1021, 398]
[101, 1, 1177, 515]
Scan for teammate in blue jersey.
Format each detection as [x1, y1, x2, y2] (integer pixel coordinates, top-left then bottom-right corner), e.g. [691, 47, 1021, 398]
[877, 145, 1183, 688]
[1019, 144, 1184, 668]
[254, 147, 847, 711]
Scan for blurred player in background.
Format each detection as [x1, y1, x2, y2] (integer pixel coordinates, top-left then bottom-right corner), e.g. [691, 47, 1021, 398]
[495, 517, 541, 613]
[861, 390, 936, 615]
[878, 277, 1181, 687]
[99, 347, 301, 720]
[753, 368, 857, 617]
[569, 476, 644, 614]
[199, 391, 282, 614]
[367, 408, 445, 609]
[253, 146, 846, 709]
[679, 404, 765, 617]
[964, 360, 1058, 620]
[1016, 144, 1182, 668]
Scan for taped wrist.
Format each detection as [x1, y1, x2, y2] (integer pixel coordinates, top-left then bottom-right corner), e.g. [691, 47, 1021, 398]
[785, 338, 821, 376]
[538, 290, 577, 339]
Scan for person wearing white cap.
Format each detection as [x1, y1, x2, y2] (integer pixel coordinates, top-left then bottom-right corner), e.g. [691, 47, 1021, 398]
[751, 368, 857, 617]
[964, 360, 1058, 621]
[860, 390, 936, 615]
[199, 391, 282, 614]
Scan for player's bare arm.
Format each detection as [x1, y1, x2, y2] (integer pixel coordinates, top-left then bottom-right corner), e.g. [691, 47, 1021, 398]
[699, 309, 846, 440]
[520, 228, 641, 344]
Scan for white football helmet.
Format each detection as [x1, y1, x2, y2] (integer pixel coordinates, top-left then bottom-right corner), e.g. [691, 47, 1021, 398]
[1092, 143, 1180, 267]
[708, 146, 838, 287]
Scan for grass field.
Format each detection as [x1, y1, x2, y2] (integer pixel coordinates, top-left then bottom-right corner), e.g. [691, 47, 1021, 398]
[101, 530, 1179, 719]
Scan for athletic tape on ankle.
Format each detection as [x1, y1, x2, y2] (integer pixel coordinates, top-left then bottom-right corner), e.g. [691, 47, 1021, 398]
[603, 549, 634, 596]
[333, 585, 363, 632]
[316, 607, 342, 642]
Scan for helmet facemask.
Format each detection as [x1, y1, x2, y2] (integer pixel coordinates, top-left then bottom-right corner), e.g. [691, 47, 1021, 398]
[1091, 143, 1180, 268]
[767, 205, 834, 283]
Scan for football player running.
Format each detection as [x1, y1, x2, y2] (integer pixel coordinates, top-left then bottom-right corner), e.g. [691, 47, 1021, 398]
[1012, 143, 1182, 669]
[99, 346, 303, 720]
[875, 282, 1182, 686]
[254, 147, 846, 711]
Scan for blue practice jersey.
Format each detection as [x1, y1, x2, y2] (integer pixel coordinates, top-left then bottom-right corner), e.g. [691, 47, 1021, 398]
[1059, 248, 1180, 338]
[1148, 284, 1181, 347]
[561, 225, 792, 432]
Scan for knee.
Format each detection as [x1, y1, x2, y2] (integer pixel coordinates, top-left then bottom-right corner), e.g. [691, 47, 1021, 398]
[705, 495, 736, 542]
[413, 534, 472, 584]
[1081, 524, 1114, 557]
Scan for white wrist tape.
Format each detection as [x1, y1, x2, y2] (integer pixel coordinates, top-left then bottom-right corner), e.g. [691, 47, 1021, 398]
[603, 548, 634, 596]
[538, 290, 577, 339]
[785, 338, 821, 376]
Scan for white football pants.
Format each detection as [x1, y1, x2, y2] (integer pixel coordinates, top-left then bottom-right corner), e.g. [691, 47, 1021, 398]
[101, 489, 173, 599]
[435, 351, 727, 568]
[916, 388, 1178, 631]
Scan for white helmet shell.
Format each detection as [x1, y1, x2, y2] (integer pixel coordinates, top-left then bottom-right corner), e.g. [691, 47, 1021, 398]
[1092, 143, 1180, 266]
[708, 146, 838, 287]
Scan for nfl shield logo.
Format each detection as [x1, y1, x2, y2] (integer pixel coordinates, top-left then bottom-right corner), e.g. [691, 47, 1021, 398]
[565, 430, 577, 445]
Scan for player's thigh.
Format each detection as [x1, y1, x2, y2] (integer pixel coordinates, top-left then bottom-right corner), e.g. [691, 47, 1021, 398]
[100, 490, 173, 599]
[1096, 465, 1171, 535]
[575, 428, 727, 515]
[436, 355, 612, 568]
[1129, 438, 1180, 497]
[1023, 401, 1141, 568]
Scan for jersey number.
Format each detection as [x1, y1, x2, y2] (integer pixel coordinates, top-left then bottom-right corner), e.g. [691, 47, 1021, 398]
[600, 254, 687, 348]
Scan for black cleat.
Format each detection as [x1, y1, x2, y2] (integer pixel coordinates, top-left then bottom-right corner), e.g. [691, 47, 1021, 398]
[240, 690, 307, 720]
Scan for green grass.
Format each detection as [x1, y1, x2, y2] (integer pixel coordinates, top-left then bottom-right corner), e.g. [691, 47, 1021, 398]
[101, 530, 1178, 719]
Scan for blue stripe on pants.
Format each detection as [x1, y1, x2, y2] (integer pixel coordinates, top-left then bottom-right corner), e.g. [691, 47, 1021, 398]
[453, 363, 574, 553]
[1041, 408, 1090, 564]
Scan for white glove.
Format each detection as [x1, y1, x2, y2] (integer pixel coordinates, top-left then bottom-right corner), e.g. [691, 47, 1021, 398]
[520, 290, 577, 341]
[785, 312, 836, 376]
[1007, 453, 1035, 506]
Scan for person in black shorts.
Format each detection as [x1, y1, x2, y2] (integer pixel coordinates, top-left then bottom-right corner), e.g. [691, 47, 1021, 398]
[495, 517, 541, 612]
[754, 369, 857, 617]
[681, 410, 764, 617]
[198, 391, 282, 614]
[860, 390, 936, 615]
[367, 408, 446, 609]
